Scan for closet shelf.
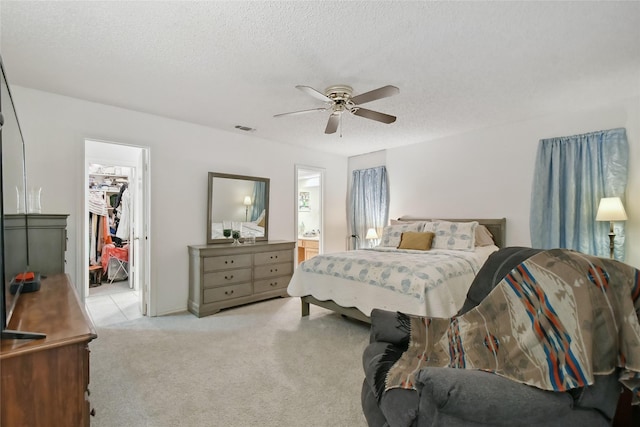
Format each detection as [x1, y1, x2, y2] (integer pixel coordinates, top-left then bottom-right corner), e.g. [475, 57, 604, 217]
[90, 188, 122, 193]
[89, 173, 129, 179]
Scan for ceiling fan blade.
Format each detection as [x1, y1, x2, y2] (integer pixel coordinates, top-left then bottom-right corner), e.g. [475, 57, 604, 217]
[274, 107, 328, 118]
[350, 85, 399, 105]
[325, 114, 339, 134]
[352, 107, 396, 124]
[296, 85, 332, 102]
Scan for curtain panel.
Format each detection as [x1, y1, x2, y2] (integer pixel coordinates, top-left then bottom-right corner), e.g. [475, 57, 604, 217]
[530, 128, 628, 259]
[250, 181, 266, 222]
[349, 166, 389, 250]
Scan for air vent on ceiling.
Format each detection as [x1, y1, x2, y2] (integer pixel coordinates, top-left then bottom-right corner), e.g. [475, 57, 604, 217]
[235, 125, 255, 132]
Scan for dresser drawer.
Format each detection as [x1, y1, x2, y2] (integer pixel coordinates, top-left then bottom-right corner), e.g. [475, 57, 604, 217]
[254, 262, 293, 279]
[254, 250, 293, 265]
[253, 275, 291, 293]
[204, 268, 252, 287]
[203, 254, 252, 271]
[204, 282, 252, 303]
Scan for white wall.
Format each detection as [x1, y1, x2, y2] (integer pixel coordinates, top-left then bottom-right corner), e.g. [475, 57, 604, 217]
[12, 86, 348, 315]
[348, 149, 386, 174]
[380, 96, 640, 268]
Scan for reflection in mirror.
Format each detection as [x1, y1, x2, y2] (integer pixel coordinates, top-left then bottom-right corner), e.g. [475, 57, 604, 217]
[207, 172, 269, 244]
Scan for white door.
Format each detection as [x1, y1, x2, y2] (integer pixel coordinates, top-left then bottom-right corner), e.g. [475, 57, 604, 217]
[133, 148, 150, 315]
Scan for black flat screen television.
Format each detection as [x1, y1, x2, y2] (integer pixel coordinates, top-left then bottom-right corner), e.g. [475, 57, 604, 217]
[0, 54, 45, 339]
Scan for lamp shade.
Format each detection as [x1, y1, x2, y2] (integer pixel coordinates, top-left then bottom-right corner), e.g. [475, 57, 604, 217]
[595, 197, 628, 221]
[243, 196, 252, 206]
[365, 228, 379, 240]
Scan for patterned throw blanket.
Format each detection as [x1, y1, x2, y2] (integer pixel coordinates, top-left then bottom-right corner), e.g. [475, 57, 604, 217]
[383, 249, 640, 404]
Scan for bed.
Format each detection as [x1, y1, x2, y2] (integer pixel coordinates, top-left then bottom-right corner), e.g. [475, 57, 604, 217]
[209, 221, 265, 239]
[287, 218, 506, 323]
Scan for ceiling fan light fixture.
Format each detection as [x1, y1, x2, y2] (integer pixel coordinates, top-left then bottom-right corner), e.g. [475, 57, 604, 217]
[275, 83, 399, 135]
[324, 85, 353, 101]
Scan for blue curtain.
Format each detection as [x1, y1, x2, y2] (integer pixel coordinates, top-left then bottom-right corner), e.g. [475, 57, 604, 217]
[250, 182, 266, 221]
[349, 166, 389, 250]
[530, 128, 628, 259]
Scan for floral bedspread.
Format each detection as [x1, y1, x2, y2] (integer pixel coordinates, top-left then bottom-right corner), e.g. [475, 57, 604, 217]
[300, 247, 484, 304]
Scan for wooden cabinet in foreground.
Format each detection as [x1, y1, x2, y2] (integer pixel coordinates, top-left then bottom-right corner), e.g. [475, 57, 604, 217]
[188, 240, 295, 317]
[1, 274, 97, 427]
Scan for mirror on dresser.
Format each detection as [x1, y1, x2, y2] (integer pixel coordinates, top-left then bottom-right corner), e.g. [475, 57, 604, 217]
[207, 172, 270, 244]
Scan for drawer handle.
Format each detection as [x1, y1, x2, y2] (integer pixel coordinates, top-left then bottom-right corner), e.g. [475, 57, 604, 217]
[270, 282, 278, 287]
[225, 275, 234, 280]
[225, 290, 234, 295]
[271, 255, 278, 259]
[271, 268, 278, 273]
[225, 260, 234, 264]
[91, 408, 96, 417]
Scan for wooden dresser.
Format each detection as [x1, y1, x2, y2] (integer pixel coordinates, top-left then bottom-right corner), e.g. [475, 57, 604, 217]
[4, 214, 68, 276]
[188, 240, 295, 317]
[1, 274, 97, 426]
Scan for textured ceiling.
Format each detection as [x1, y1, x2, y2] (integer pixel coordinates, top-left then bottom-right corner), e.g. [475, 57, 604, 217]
[1, 1, 639, 157]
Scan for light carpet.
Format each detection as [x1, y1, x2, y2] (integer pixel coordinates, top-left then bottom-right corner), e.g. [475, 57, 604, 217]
[89, 297, 370, 426]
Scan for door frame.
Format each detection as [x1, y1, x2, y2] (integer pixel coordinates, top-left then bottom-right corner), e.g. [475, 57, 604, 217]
[82, 139, 152, 315]
[294, 165, 325, 264]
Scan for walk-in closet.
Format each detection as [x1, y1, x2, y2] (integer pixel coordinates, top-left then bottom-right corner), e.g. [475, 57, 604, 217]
[88, 163, 131, 292]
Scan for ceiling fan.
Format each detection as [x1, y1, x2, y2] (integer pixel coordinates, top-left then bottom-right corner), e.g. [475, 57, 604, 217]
[274, 84, 399, 134]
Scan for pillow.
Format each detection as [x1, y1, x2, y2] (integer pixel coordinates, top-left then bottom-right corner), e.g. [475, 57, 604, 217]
[422, 222, 436, 233]
[432, 220, 478, 251]
[397, 231, 435, 250]
[255, 209, 265, 224]
[379, 222, 426, 247]
[475, 225, 495, 246]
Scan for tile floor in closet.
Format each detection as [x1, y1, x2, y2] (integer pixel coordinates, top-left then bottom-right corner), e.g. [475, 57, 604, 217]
[85, 279, 142, 327]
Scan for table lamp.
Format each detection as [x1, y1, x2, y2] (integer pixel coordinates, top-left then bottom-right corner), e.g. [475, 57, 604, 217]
[243, 196, 252, 221]
[595, 196, 627, 259]
[365, 228, 379, 248]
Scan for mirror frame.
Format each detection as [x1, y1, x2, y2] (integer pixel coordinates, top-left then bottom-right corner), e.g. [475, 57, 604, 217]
[207, 172, 270, 244]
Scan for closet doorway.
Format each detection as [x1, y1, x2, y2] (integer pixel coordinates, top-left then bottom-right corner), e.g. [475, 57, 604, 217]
[84, 140, 150, 318]
[295, 165, 324, 265]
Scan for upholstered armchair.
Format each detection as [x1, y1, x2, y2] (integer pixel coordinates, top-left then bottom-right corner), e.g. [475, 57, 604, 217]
[362, 247, 634, 427]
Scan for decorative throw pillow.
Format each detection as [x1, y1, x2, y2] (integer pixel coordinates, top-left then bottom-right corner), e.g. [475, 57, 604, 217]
[475, 225, 495, 246]
[432, 220, 478, 251]
[256, 209, 266, 227]
[422, 222, 436, 233]
[397, 231, 435, 250]
[379, 222, 426, 247]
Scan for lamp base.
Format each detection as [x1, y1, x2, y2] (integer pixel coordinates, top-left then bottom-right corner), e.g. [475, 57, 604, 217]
[608, 220, 615, 259]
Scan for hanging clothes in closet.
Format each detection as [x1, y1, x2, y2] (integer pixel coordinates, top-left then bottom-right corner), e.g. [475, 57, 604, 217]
[88, 190, 112, 265]
[114, 183, 130, 242]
